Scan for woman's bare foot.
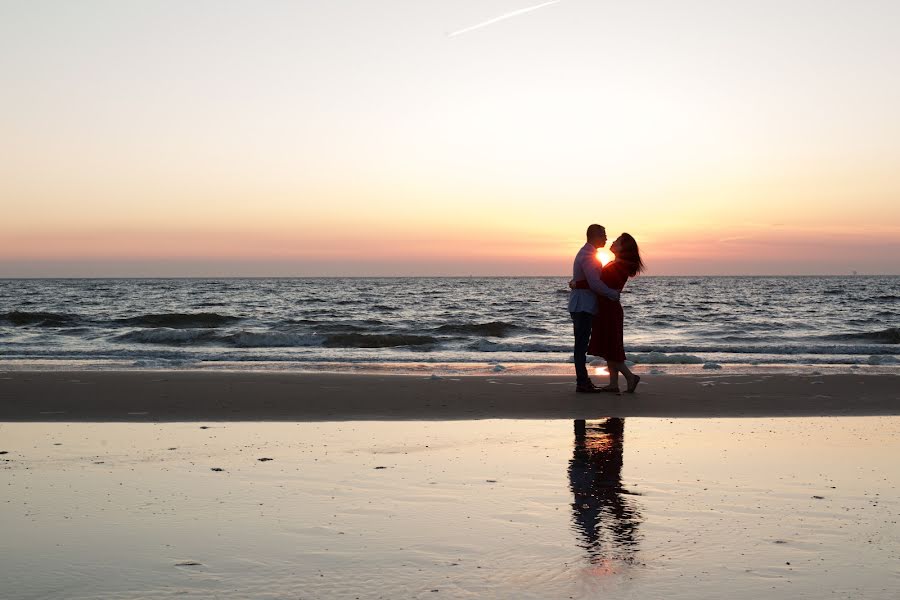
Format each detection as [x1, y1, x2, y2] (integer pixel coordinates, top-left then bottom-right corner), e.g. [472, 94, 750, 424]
[626, 374, 641, 393]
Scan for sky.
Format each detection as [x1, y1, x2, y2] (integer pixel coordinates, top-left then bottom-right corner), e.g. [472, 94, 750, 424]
[2, 0, 899, 276]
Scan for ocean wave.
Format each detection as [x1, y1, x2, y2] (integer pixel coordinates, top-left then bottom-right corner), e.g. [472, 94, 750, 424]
[1, 311, 81, 327]
[2, 344, 899, 367]
[309, 323, 374, 334]
[132, 358, 195, 368]
[468, 340, 570, 353]
[822, 327, 900, 344]
[628, 343, 898, 355]
[371, 305, 398, 312]
[433, 321, 534, 337]
[867, 355, 899, 365]
[322, 333, 438, 348]
[282, 317, 386, 332]
[630, 352, 705, 365]
[645, 314, 694, 323]
[112, 312, 241, 329]
[115, 328, 221, 345]
[224, 332, 322, 348]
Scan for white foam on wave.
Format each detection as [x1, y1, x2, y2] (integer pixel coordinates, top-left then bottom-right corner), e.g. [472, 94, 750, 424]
[132, 358, 193, 368]
[867, 355, 899, 365]
[630, 344, 898, 356]
[630, 352, 705, 365]
[227, 331, 322, 348]
[470, 340, 569, 353]
[117, 328, 216, 344]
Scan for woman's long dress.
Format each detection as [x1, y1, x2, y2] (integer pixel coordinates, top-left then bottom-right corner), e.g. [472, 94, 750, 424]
[588, 260, 630, 362]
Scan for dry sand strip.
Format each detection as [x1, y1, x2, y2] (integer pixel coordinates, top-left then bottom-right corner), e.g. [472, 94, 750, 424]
[1, 371, 899, 421]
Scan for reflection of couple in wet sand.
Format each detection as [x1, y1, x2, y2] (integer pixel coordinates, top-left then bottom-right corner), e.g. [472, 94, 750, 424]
[568, 224, 645, 394]
[569, 418, 641, 565]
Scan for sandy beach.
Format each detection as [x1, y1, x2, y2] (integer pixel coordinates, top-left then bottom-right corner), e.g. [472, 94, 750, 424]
[4, 372, 900, 598]
[1, 371, 898, 421]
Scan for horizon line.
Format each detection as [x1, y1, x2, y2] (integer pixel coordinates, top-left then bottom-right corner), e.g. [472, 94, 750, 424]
[0, 273, 893, 280]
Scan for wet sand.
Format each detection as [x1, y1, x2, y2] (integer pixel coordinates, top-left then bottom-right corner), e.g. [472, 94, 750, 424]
[2, 418, 898, 599]
[0, 371, 898, 421]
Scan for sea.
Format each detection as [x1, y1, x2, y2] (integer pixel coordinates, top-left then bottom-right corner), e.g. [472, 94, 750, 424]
[0, 276, 897, 373]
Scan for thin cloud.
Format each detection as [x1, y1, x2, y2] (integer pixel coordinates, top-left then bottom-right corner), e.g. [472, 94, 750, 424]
[448, 0, 562, 37]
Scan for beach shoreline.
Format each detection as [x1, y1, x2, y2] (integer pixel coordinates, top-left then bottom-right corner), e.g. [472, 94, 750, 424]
[1, 371, 898, 422]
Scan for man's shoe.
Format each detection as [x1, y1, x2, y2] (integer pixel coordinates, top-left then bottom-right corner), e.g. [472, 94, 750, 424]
[575, 383, 599, 393]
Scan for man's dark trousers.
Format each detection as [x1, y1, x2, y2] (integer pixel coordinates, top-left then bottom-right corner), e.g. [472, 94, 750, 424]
[571, 311, 593, 385]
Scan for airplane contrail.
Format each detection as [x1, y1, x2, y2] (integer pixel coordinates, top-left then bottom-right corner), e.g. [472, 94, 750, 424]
[448, 0, 562, 37]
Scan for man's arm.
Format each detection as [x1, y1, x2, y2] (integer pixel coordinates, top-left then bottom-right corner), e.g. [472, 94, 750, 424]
[581, 256, 620, 301]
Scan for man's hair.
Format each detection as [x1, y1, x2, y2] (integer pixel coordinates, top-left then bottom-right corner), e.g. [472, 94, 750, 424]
[586, 224, 606, 240]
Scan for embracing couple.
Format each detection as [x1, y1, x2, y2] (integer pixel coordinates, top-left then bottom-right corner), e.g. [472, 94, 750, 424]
[568, 224, 645, 394]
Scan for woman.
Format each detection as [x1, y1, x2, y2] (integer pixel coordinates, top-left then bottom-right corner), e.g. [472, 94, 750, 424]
[572, 233, 645, 393]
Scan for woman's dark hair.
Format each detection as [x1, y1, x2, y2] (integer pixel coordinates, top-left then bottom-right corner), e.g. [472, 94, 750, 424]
[616, 233, 645, 276]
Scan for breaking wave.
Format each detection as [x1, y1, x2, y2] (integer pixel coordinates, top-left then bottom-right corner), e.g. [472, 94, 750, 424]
[433, 321, 533, 337]
[224, 332, 322, 348]
[1, 311, 82, 327]
[822, 327, 900, 344]
[112, 313, 241, 329]
[630, 352, 705, 365]
[628, 343, 898, 355]
[115, 329, 221, 345]
[469, 340, 569, 353]
[322, 333, 438, 348]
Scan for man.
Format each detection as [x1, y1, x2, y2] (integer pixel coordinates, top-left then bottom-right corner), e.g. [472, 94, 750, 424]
[568, 224, 620, 392]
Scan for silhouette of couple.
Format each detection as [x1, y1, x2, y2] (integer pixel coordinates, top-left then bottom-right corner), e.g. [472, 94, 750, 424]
[568, 224, 645, 394]
[569, 417, 641, 565]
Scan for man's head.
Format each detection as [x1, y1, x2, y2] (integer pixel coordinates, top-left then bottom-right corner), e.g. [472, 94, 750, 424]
[586, 224, 607, 248]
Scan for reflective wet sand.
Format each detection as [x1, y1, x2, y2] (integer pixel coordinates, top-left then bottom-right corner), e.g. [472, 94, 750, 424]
[2, 418, 898, 599]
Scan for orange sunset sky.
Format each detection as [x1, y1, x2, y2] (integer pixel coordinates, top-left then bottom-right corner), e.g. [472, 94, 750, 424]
[2, 1, 899, 276]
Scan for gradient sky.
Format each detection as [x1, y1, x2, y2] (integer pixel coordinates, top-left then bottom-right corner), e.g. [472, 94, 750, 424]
[2, 0, 899, 276]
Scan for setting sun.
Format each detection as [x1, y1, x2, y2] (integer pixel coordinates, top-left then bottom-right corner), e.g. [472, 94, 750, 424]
[596, 250, 613, 266]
